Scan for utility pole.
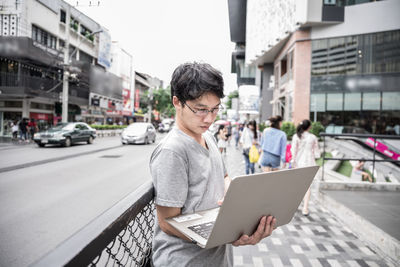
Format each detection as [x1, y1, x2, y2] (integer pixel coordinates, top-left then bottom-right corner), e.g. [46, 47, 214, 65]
[147, 86, 153, 123]
[62, 5, 71, 123]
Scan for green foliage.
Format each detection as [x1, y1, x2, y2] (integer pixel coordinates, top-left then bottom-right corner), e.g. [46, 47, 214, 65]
[90, 125, 127, 130]
[281, 121, 296, 140]
[259, 122, 268, 132]
[310, 121, 325, 138]
[151, 86, 175, 119]
[225, 90, 239, 109]
[316, 152, 332, 166]
[336, 160, 353, 177]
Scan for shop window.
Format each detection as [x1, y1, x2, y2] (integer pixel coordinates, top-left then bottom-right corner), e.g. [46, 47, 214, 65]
[310, 94, 326, 113]
[344, 92, 361, 111]
[382, 92, 400, 111]
[362, 92, 380, 110]
[327, 93, 343, 111]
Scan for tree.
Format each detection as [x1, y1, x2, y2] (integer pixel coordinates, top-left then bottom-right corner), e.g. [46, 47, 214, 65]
[225, 90, 239, 109]
[310, 121, 325, 139]
[151, 86, 175, 119]
[281, 121, 296, 140]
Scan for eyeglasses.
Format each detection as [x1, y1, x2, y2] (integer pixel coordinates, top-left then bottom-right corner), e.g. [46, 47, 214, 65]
[183, 102, 223, 117]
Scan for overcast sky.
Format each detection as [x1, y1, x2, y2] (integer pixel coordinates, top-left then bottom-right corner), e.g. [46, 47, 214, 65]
[67, 0, 238, 94]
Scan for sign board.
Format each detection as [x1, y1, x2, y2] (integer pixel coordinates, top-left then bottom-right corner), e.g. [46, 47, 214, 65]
[98, 29, 111, 69]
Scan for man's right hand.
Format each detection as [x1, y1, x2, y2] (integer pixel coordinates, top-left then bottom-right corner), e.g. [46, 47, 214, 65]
[232, 215, 276, 246]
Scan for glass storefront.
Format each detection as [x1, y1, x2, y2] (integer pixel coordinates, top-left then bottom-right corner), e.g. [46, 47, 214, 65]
[310, 91, 400, 134]
[310, 30, 400, 135]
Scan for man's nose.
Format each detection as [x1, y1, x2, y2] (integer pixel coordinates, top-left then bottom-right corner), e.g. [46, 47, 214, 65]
[203, 112, 215, 123]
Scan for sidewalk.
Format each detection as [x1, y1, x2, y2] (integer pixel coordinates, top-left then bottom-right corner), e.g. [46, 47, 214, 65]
[223, 143, 397, 267]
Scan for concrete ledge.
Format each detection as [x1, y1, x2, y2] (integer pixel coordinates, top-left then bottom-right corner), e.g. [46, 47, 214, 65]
[318, 191, 400, 265]
[320, 181, 400, 191]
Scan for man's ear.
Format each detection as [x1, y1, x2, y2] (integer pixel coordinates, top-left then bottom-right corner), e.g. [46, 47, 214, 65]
[172, 96, 182, 109]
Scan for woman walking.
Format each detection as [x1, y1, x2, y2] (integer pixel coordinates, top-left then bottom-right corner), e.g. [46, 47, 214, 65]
[260, 116, 287, 172]
[217, 125, 228, 154]
[240, 120, 258, 174]
[291, 119, 321, 216]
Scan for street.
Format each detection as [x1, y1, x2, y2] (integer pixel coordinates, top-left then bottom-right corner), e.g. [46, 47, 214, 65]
[0, 135, 161, 267]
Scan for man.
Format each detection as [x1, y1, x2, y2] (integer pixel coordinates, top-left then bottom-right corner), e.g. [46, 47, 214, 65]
[150, 62, 276, 266]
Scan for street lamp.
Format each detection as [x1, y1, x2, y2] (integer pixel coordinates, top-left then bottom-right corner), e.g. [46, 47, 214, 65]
[61, 4, 102, 122]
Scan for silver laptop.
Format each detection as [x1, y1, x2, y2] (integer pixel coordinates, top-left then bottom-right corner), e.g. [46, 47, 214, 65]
[166, 166, 319, 249]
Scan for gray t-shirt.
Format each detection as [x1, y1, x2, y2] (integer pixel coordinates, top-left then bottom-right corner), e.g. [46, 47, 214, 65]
[150, 127, 233, 267]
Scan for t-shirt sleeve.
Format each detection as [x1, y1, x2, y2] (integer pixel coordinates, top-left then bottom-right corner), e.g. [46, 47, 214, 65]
[150, 149, 188, 208]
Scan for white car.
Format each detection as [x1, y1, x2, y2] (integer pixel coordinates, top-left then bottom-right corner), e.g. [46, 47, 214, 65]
[121, 122, 156, 145]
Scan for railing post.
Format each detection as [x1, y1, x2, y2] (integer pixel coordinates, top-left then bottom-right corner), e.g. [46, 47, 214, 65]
[372, 137, 377, 182]
[322, 134, 326, 181]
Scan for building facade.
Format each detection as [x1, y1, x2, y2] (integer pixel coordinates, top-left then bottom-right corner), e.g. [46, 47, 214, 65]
[239, 0, 400, 134]
[0, 0, 126, 136]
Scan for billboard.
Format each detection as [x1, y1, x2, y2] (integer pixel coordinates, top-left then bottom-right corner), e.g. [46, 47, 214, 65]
[238, 85, 260, 114]
[98, 29, 111, 69]
[122, 88, 132, 116]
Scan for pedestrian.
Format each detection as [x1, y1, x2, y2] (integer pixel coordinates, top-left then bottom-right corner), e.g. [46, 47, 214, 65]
[19, 118, 28, 141]
[260, 116, 287, 172]
[149, 62, 276, 267]
[353, 159, 373, 183]
[28, 118, 37, 140]
[232, 125, 240, 148]
[217, 125, 227, 154]
[291, 119, 321, 216]
[11, 120, 19, 140]
[240, 120, 258, 174]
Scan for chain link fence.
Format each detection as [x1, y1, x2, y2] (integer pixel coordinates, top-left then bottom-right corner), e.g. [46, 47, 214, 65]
[32, 181, 155, 267]
[90, 200, 155, 267]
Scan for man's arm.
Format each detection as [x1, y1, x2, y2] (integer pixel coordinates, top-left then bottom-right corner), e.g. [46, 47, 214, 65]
[156, 205, 191, 242]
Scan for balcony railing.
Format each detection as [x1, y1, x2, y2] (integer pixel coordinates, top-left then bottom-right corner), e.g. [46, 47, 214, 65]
[32, 181, 155, 267]
[0, 71, 61, 92]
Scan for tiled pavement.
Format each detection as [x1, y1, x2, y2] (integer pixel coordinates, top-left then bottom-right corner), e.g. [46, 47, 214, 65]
[223, 143, 392, 267]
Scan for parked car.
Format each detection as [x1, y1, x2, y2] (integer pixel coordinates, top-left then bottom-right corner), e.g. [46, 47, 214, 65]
[158, 119, 174, 133]
[33, 122, 96, 147]
[121, 122, 156, 145]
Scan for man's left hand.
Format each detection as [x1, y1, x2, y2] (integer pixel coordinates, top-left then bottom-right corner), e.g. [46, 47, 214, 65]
[232, 215, 276, 246]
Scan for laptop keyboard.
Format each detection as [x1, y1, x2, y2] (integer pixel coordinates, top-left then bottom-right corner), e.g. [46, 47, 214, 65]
[188, 222, 215, 239]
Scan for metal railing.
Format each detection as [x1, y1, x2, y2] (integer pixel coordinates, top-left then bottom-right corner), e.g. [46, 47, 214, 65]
[32, 181, 155, 267]
[320, 133, 400, 181]
[0, 72, 61, 91]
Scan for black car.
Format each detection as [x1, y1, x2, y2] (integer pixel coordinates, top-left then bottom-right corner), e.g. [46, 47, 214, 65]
[33, 122, 96, 147]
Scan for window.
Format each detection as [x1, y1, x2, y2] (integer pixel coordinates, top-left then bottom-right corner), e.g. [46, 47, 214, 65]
[79, 50, 93, 64]
[327, 93, 343, 111]
[60, 10, 66, 23]
[311, 30, 400, 76]
[310, 94, 326, 112]
[80, 24, 88, 36]
[344, 93, 361, 111]
[362, 92, 380, 110]
[30, 102, 54, 110]
[32, 25, 57, 49]
[382, 92, 400, 111]
[280, 58, 287, 77]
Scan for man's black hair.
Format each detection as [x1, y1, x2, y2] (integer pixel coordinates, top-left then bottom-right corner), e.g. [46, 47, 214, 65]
[170, 62, 224, 103]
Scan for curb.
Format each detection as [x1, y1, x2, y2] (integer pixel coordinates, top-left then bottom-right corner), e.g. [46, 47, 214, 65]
[319, 181, 400, 192]
[317, 190, 400, 266]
